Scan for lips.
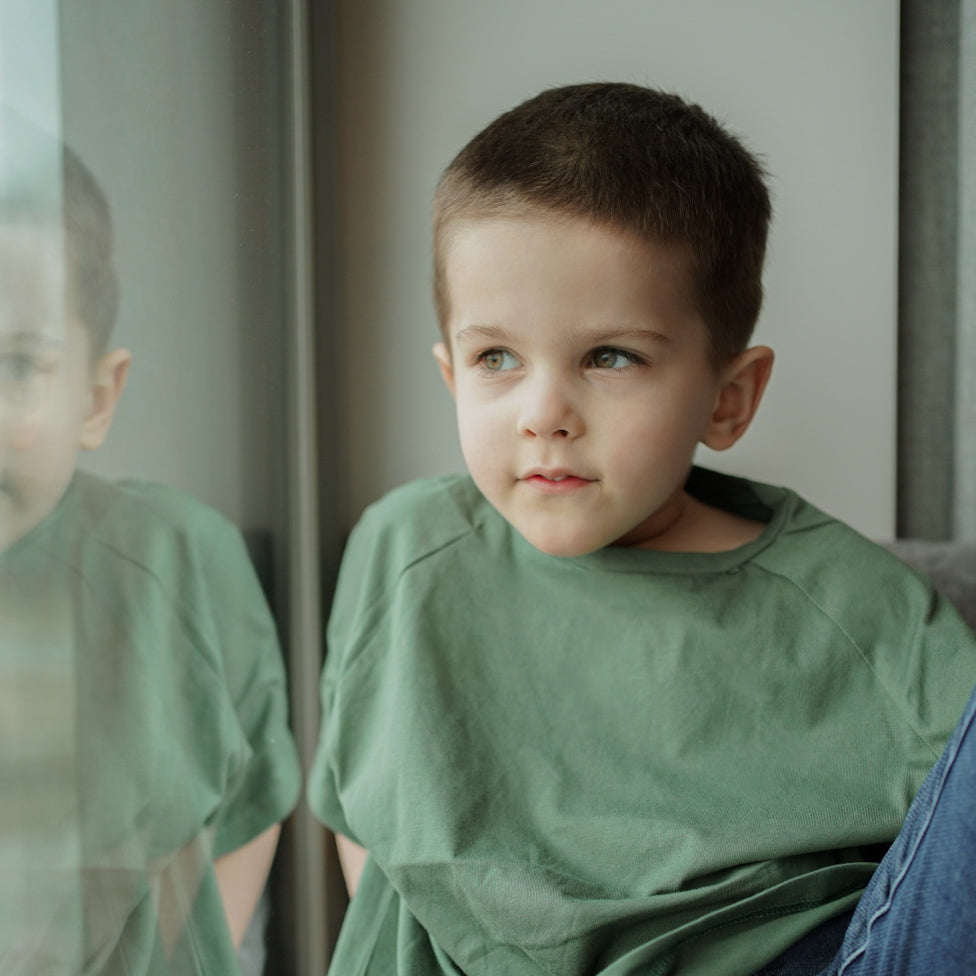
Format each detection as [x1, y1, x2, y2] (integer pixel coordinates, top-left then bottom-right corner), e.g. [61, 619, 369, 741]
[521, 469, 595, 494]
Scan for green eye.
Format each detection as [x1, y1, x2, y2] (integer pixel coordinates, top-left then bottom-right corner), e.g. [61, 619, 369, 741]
[0, 354, 44, 390]
[0, 354, 42, 381]
[480, 349, 518, 371]
[0, 352, 57, 407]
[590, 347, 635, 370]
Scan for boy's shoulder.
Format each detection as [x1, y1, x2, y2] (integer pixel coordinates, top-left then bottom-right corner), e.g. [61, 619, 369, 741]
[73, 470, 232, 535]
[332, 474, 493, 612]
[24, 471, 245, 576]
[688, 467, 940, 617]
[746, 475, 913, 580]
[327, 474, 485, 637]
[354, 473, 488, 554]
[727, 472, 959, 650]
[688, 466, 889, 563]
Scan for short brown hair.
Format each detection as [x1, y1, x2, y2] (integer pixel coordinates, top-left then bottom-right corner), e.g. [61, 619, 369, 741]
[433, 83, 771, 363]
[60, 144, 119, 358]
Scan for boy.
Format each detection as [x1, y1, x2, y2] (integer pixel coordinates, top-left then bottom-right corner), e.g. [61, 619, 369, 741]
[309, 84, 976, 974]
[0, 111, 300, 974]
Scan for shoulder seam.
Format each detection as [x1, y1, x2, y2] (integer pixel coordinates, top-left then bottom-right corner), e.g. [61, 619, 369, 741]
[344, 526, 475, 643]
[751, 562, 940, 760]
[398, 526, 475, 578]
[325, 524, 476, 681]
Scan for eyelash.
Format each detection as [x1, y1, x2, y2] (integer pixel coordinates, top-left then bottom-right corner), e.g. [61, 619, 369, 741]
[0, 354, 48, 382]
[473, 349, 518, 372]
[586, 346, 644, 370]
[472, 346, 646, 373]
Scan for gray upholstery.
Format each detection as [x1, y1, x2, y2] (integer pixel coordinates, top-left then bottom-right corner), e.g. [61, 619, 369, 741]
[883, 540, 976, 635]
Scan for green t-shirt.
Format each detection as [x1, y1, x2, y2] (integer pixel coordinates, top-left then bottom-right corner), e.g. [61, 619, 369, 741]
[0, 472, 301, 975]
[309, 468, 976, 976]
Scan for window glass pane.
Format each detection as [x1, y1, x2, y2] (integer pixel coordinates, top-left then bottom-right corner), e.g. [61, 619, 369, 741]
[1, 3, 300, 973]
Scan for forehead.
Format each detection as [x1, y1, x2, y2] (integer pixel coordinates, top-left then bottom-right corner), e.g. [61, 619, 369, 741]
[0, 223, 71, 344]
[442, 213, 700, 337]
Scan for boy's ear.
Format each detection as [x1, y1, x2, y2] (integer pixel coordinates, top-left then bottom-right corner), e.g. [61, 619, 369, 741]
[432, 341, 456, 398]
[701, 345, 774, 451]
[80, 347, 131, 450]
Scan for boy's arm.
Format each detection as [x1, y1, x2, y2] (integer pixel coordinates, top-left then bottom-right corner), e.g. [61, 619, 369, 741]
[335, 833, 368, 898]
[213, 822, 282, 949]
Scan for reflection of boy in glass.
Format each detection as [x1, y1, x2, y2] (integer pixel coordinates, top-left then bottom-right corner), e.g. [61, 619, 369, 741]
[0, 136, 127, 552]
[0, 114, 300, 975]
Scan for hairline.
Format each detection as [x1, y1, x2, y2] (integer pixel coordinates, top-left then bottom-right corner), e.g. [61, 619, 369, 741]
[433, 199, 734, 368]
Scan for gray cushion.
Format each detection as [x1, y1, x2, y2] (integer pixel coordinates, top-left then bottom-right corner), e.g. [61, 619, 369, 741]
[882, 540, 976, 635]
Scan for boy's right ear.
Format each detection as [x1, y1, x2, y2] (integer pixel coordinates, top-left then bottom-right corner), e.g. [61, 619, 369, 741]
[433, 342, 456, 398]
[80, 347, 131, 450]
[700, 345, 773, 452]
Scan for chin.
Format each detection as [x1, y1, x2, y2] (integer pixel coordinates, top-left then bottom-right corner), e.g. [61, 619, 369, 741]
[519, 528, 607, 559]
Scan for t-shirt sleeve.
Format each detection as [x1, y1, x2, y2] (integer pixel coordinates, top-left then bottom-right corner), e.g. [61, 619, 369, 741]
[196, 515, 302, 859]
[760, 516, 976, 789]
[877, 572, 976, 767]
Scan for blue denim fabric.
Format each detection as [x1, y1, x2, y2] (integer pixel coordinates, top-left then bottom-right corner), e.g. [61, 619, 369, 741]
[752, 912, 853, 976]
[756, 679, 976, 976]
[828, 677, 976, 975]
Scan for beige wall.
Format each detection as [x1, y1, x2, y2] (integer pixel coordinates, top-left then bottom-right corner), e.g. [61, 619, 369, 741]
[335, 0, 899, 537]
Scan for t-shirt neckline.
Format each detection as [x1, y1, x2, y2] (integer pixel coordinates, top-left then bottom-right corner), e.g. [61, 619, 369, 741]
[508, 466, 793, 576]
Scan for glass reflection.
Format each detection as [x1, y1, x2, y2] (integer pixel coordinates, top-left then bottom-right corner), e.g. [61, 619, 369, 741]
[0, 109, 300, 975]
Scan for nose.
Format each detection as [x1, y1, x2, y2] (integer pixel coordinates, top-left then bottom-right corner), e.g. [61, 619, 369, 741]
[517, 371, 583, 440]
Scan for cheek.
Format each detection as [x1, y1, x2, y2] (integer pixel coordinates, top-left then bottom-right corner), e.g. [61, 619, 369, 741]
[454, 395, 509, 480]
[5, 413, 43, 452]
[456, 414, 491, 467]
[602, 393, 710, 468]
[455, 386, 498, 439]
[7, 386, 87, 473]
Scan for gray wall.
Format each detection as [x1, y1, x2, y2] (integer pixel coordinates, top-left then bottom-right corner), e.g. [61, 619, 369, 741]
[334, 0, 899, 537]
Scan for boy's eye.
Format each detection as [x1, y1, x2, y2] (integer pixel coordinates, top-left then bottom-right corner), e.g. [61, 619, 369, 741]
[0, 354, 43, 380]
[0, 353, 55, 405]
[478, 349, 519, 372]
[589, 347, 638, 370]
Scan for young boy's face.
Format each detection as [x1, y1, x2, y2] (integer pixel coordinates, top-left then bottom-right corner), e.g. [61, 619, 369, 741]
[434, 213, 747, 557]
[0, 227, 126, 552]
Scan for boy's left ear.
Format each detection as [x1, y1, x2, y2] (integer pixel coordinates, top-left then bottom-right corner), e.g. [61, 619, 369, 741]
[80, 348, 132, 450]
[701, 345, 774, 451]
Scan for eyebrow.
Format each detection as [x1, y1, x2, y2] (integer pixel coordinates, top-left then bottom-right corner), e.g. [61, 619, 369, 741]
[453, 324, 673, 346]
[453, 325, 510, 345]
[0, 331, 64, 351]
